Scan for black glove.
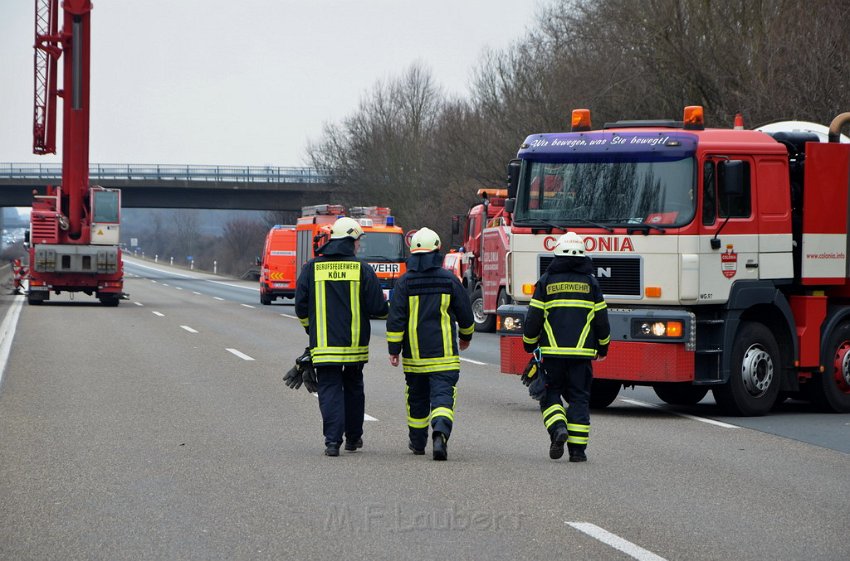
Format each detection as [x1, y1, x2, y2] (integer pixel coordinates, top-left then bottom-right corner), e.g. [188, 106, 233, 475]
[283, 365, 303, 390]
[296, 348, 318, 393]
[521, 358, 540, 387]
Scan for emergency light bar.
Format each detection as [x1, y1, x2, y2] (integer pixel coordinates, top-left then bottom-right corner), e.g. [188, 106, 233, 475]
[301, 204, 345, 216]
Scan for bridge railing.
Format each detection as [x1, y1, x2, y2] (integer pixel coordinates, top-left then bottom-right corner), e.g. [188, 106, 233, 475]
[0, 162, 335, 184]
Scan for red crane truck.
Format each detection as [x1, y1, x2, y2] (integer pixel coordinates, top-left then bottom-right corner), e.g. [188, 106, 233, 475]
[444, 188, 512, 332]
[497, 106, 850, 415]
[28, 0, 124, 306]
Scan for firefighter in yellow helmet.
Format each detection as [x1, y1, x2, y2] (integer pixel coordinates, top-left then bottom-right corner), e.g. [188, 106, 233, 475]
[522, 232, 610, 462]
[386, 227, 475, 460]
[295, 216, 389, 456]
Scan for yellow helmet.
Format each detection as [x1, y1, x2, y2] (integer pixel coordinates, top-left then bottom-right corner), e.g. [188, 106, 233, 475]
[409, 227, 441, 253]
[554, 231, 586, 256]
[330, 217, 364, 240]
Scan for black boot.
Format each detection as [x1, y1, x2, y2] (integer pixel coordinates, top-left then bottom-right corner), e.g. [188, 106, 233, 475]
[568, 445, 587, 463]
[324, 444, 340, 457]
[344, 437, 363, 452]
[549, 427, 568, 460]
[408, 441, 425, 455]
[432, 432, 447, 461]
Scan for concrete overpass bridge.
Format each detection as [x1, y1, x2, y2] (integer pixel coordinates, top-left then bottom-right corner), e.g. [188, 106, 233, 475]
[0, 163, 349, 210]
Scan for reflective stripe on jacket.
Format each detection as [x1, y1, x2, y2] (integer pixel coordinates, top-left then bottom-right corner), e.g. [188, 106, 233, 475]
[295, 253, 388, 365]
[387, 261, 474, 374]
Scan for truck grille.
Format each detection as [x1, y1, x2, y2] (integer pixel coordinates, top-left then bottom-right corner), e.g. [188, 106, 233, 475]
[539, 255, 642, 298]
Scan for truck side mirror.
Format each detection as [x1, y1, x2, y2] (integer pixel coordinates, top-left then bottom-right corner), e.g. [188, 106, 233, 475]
[504, 198, 516, 214]
[507, 159, 521, 199]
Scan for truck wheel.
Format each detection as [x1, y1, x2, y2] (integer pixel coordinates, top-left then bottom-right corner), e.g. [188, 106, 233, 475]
[99, 295, 120, 307]
[27, 294, 44, 305]
[713, 321, 781, 416]
[809, 321, 850, 413]
[653, 383, 709, 406]
[590, 379, 620, 409]
[471, 287, 495, 332]
[260, 291, 272, 305]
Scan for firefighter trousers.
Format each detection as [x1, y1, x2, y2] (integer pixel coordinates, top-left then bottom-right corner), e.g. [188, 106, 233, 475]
[404, 370, 459, 451]
[539, 357, 592, 451]
[316, 363, 365, 447]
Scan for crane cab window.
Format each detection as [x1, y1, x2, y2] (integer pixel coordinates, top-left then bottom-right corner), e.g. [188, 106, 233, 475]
[92, 190, 120, 224]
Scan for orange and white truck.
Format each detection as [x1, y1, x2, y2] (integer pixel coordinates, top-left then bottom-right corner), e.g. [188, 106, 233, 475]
[259, 225, 296, 305]
[295, 205, 406, 298]
[496, 106, 850, 415]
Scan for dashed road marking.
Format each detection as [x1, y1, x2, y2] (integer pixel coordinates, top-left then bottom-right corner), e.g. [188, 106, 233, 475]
[180, 325, 198, 333]
[193, 291, 202, 295]
[152, 311, 165, 317]
[460, 357, 487, 366]
[619, 398, 739, 429]
[566, 522, 668, 561]
[280, 313, 298, 319]
[226, 348, 255, 361]
[176, 287, 183, 290]
[162, 283, 169, 287]
[134, 301, 144, 307]
[241, 304, 255, 309]
[213, 297, 225, 301]
[310, 392, 378, 421]
[0, 297, 24, 388]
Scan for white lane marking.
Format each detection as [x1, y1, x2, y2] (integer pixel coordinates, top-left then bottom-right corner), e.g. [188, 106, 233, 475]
[180, 325, 198, 333]
[619, 398, 739, 429]
[309, 392, 378, 421]
[0, 297, 25, 387]
[460, 357, 487, 366]
[127, 260, 194, 278]
[151, 280, 157, 283]
[162, 283, 169, 287]
[134, 301, 144, 307]
[152, 311, 165, 317]
[193, 291, 202, 295]
[213, 297, 225, 301]
[207, 280, 260, 292]
[175, 287, 183, 291]
[280, 313, 298, 319]
[226, 348, 255, 361]
[241, 304, 255, 309]
[567, 522, 668, 561]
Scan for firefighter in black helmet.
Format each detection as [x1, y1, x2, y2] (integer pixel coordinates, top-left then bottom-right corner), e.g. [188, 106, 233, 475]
[386, 227, 475, 461]
[295, 216, 389, 457]
[523, 232, 610, 462]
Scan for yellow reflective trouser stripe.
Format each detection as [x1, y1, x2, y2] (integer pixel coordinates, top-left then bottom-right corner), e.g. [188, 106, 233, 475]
[409, 295, 420, 359]
[316, 280, 327, 347]
[567, 423, 590, 445]
[387, 331, 404, 343]
[440, 294, 452, 357]
[405, 386, 430, 429]
[542, 403, 565, 418]
[350, 280, 361, 347]
[458, 324, 474, 336]
[542, 403, 567, 429]
[431, 406, 454, 422]
[544, 413, 567, 429]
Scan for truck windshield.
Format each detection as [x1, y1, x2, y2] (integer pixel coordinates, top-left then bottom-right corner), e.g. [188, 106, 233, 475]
[357, 232, 405, 261]
[514, 157, 696, 228]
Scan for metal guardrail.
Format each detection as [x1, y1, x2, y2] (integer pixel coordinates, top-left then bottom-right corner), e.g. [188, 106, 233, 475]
[0, 162, 335, 184]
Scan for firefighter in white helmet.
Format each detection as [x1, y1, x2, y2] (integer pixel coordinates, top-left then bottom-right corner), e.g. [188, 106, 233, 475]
[295, 215, 388, 457]
[522, 231, 610, 462]
[386, 227, 475, 460]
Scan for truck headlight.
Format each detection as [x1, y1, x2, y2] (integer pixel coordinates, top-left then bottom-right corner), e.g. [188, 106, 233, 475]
[503, 316, 522, 331]
[632, 319, 684, 339]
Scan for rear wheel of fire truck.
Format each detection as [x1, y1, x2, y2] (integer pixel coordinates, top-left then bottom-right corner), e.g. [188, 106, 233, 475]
[99, 294, 119, 307]
[809, 321, 850, 413]
[590, 379, 620, 409]
[652, 383, 709, 406]
[27, 293, 45, 305]
[471, 287, 495, 332]
[713, 322, 781, 416]
[260, 290, 272, 305]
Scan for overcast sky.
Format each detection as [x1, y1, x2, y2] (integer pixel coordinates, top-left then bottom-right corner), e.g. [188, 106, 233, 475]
[1, 1, 542, 167]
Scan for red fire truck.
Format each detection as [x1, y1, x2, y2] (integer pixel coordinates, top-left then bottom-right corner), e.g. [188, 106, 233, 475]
[259, 225, 297, 304]
[27, 0, 124, 306]
[497, 106, 850, 415]
[444, 189, 512, 331]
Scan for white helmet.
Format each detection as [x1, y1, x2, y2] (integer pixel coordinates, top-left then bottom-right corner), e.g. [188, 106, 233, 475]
[554, 231, 586, 256]
[409, 227, 441, 253]
[330, 217, 364, 240]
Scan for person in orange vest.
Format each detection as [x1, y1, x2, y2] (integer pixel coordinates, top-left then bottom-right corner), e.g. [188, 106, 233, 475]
[11, 258, 28, 294]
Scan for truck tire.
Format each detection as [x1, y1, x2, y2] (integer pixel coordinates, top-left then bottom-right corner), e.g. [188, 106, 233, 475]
[590, 379, 620, 409]
[27, 294, 44, 305]
[260, 292, 272, 305]
[471, 287, 495, 332]
[713, 321, 781, 416]
[809, 321, 850, 413]
[653, 383, 709, 406]
[99, 295, 120, 307]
